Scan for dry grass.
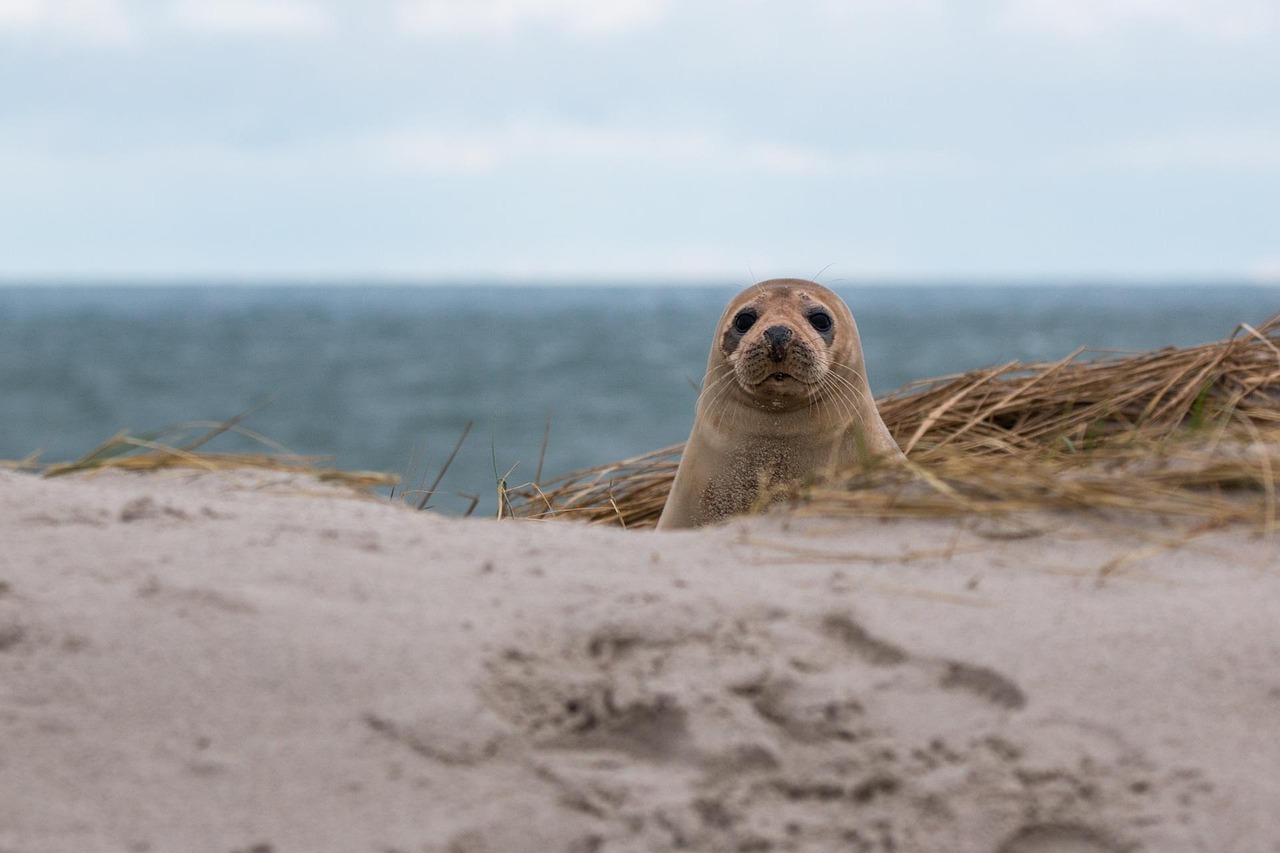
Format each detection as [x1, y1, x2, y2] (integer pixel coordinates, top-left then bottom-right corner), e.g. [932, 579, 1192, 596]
[506, 313, 1280, 530]
[32, 419, 398, 492]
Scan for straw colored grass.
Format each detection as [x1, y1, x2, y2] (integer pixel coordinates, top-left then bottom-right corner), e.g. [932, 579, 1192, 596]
[507, 313, 1280, 530]
[32, 420, 398, 492]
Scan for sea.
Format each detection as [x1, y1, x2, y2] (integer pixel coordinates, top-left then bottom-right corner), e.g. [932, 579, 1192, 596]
[2, 283, 1276, 515]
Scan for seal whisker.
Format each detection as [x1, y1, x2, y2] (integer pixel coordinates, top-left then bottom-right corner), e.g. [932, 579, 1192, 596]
[825, 369, 874, 413]
[697, 365, 740, 411]
[817, 373, 859, 433]
[703, 368, 751, 437]
[817, 373, 855, 426]
[700, 366, 739, 412]
[695, 365, 735, 405]
[821, 371, 872, 430]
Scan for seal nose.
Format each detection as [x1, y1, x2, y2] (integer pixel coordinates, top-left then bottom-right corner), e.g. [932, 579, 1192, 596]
[763, 325, 792, 362]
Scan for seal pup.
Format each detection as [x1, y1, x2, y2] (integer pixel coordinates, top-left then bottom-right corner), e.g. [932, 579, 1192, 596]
[656, 279, 903, 530]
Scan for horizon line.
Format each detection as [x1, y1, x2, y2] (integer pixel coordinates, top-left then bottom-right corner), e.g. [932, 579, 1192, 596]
[2, 273, 1278, 288]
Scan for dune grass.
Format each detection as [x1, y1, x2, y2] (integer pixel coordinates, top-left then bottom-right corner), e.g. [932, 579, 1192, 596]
[506, 313, 1280, 530]
[29, 417, 398, 492]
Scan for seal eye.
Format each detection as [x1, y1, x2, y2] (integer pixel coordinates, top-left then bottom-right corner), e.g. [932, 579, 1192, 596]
[808, 311, 833, 333]
[732, 310, 758, 334]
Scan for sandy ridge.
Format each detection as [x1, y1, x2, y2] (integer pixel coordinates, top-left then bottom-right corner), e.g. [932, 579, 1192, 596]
[1, 469, 1278, 852]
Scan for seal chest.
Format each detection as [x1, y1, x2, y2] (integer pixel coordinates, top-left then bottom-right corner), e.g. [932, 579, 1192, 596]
[656, 279, 904, 530]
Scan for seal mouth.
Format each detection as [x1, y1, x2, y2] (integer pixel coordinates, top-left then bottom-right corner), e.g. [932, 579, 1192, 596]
[746, 371, 812, 390]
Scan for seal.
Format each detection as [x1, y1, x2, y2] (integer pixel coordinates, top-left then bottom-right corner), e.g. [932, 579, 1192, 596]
[656, 279, 903, 530]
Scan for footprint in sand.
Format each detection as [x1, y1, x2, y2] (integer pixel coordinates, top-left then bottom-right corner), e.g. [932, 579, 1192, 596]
[997, 822, 1121, 853]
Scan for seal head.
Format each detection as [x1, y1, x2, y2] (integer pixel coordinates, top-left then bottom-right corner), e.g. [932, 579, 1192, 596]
[657, 279, 903, 529]
[717, 282, 854, 412]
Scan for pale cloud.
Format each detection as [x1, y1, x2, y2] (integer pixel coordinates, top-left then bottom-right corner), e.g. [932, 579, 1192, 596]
[996, 0, 1280, 42]
[396, 0, 668, 39]
[0, 0, 137, 45]
[169, 0, 331, 36]
[368, 122, 961, 179]
[0, 0, 39, 28]
[741, 143, 963, 179]
[371, 124, 721, 174]
[812, 0, 950, 25]
[371, 132, 501, 175]
[0, 138, 320, 184]
[461, 243, 914, 282]
[1070, 129, 1280, 173]
[0, 121, 962, 184]
[476, 244, 768, 281]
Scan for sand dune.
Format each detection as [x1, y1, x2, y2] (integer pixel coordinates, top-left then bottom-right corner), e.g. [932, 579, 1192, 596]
[2, 468, 1277, 852]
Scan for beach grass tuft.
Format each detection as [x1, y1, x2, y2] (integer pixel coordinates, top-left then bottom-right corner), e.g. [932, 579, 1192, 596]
[33, 417, 398, 492]
[506, 313, 1280, 530]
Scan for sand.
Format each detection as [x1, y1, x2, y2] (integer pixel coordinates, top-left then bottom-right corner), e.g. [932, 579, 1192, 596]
[1, 467, 1278, 852]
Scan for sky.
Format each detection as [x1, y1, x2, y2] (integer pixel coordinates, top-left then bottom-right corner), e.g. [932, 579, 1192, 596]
[1, 0, 1278, 282]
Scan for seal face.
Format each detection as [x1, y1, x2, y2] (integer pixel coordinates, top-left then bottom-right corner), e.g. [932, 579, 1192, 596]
[657, 279, 903, 530]
[717, 283, 844, 411]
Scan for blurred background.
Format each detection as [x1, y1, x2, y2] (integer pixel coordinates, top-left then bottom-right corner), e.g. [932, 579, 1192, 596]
[1, 0, 1277, 512]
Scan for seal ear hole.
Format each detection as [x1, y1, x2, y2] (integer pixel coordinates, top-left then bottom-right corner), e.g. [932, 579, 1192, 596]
[808, 311, 833, 333]
[733, 310, 758, 334]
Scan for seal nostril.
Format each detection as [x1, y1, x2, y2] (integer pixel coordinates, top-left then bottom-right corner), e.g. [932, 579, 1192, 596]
[763, 325, 792, 345]
[763, 325, 792, 361]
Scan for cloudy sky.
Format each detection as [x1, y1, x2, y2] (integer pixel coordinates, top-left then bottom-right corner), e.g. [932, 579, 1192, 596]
[2, 0, 1278, 281]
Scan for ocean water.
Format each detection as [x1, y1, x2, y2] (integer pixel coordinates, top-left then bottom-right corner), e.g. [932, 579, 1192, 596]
[1, 283, 1276, 515]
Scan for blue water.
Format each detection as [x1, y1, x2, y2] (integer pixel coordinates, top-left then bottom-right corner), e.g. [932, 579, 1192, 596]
[1, 283, 1276, 514]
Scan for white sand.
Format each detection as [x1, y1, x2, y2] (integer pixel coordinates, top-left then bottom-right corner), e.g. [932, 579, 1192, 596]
[1, 467, 1278, 852]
